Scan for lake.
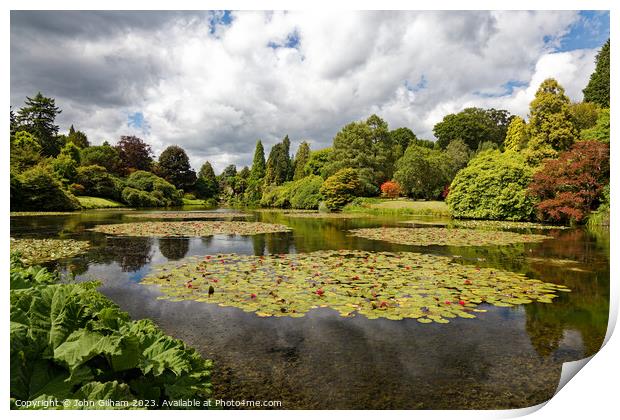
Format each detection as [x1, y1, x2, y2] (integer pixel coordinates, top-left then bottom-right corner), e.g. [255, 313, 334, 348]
[10, 209, 610, 409]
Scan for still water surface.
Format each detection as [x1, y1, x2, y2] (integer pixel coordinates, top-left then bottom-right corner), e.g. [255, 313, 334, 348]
[10, 209, 609, 409]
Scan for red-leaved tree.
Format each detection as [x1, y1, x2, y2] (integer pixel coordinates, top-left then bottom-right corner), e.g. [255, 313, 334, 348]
[528, 141, 609, 223]
[380, 181, 402, 198]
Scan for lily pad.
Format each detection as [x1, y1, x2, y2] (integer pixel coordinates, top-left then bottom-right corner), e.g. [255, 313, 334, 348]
[452, 220, 569, 230]
[89, 221, 291, 237]
[141, 250, 570, 323]
[285, 212, 370, 219]
[10, 211, 77, 217]
[126, 212, 251, 219]
[349, 227, 550, 247]
[10, 238, 91, 265]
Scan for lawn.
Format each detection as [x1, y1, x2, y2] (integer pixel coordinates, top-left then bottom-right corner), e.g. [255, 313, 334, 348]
[343, 198, 450, 216]
[77, 196, 125, 209]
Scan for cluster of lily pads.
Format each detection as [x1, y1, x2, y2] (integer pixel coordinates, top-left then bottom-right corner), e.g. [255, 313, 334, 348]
[141, 250, 570, 323]
[10, 211, 77, 217]
[452, 220, 570, 230]
[89, 221, 291, 237]
[284, 212, 370, 219]
[126, 212, 251, 219]
[349, 227, 550, 247]
[10, 238, 91, 265]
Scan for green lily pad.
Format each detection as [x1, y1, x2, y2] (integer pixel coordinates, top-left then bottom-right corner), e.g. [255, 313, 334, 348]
[141, 250, 570, 323]
[285, 212, 371, 219]
[10, 211, 77, 217]
[349, 227, 550, 247]
[126, 212, 251, 219]
[10, 238, 91, 265]
[452, 220, 570, 230]
[89, 221, 291, 237]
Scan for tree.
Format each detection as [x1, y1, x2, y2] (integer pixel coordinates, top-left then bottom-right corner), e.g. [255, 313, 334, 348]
[325, 115, 394, 195]
[380, 181, 401, 198]
[320, 168, 361, 211]
[51, 142, 81, 184]
[433, 107, 512, 150]
[264, 136, 292, 186]
[218, 164, 237, 197]
[504, 116, 529, 152]
[446, 150, 535, 221]
[12, 165, 80, 211]
[444, 138, 472, 180]
[393, 145, 448, 200]
[80, 144, 123, 175]
[581, 108, 610, 143]
[293, 141, 311, 181]
[15, 92, 63, 157]
[76, 165, 122, 200]
[569, 102, 600, 132]
[115, 135, 154, 173]
[250, 140, 266, 180]
[10, 131, 42, 172]
[583, 39, 610, 108]
[389, 127, 418, 158]
[66, 125, 90, 148]
[304, 148, 332, 178]
[156, 145, 196, 190]
[527, 78, 578, 154]
[195, 161, 219, 199]
[528, 141, 609, 224]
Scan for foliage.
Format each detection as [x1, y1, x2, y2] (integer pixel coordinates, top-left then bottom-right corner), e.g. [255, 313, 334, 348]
[303, 148, 332, 178]
[142, 250, 570, 322]
[76, 165, 123, 200]
[444, 139, 472, 180]
[11, 166, 80, 211]
[389, 127, 418, 158]
[126, 212, 250, 219]
[115, 136, 154, 173]
[320, 168, 362, 211]
[264, 136, 292, 186]
[587, 184, 610, 227]
[15, 92, 63, 157]
[433, 107, 513, 150]
[217, 164, 237, 199]
[394, 145, 448, 200]
[51, 153, 79, 184]
[90, 221, 290, 237]
[66, 125, 90, 149]
[9, 258, 213, 409]
[11, 130, 43, 172]
[446, 150, 535, 221]
[324, 115, 395, 195]
[123, 171, 182, 207]
[156, 145, 197, 190]
[528, 141, 609, 224]
[581, 108, 610, 143]
[260, 175, 323, 210]
[10, 238, 91, 265]
[504, 116, 529, 152]
[582, 39, 610, 108]
[194, 161, 219, 199]
[293, 141, 311, 181]
[380, 181, 401, 198]
[526, 78, 578, 154]
[250, 140, 266, 180]
[569, 102, 600, 132]
[80, 144, 123, 175]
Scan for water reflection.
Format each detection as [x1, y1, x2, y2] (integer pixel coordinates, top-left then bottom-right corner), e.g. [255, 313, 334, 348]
[9, 209, 610, 409]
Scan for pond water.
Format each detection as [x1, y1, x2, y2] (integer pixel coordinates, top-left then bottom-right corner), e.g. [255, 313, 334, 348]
[10, 209, 610, 409]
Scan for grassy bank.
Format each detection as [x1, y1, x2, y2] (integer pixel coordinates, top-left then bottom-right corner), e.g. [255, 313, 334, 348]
[77, 196, 125, 209]
[343, 198, 450, 216]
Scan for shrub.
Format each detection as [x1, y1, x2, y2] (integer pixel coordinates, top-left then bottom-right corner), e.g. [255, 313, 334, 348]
[69, 183, 86, 196]
[394, 145, 448, 200]
[51, 154, 78, 184]
[528, 141, 609, 224]
[10, 257, 213, 408]
[80, 144, 123, 174]
[123, 171, 182, 207]
[380, 181, 401, 198]
[122, 187, 161, 207]
[320, 168, 361, 211]
[13, 165, 80, 211]
[76, 165, 122, 200]
[446, 150, 535, 221]
[259, 175, 323, 210]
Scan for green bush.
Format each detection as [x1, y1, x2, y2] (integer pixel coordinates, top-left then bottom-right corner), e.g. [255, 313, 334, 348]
[10, 257, 212, 409]
[12, 166, 80, 211]
[124, 171, 182, 207]
[122, 187, 161, 208]
[320, 168, 362, 211]
[76, 165, 122, 200]
[80, 144, 122, 174]
[260, 175, 323, 209]
[446, 150, 535, 221]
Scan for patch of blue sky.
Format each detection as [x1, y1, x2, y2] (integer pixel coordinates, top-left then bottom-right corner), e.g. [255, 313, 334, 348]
[553, 11, 609, 52]
[474, 80, 528, 98]
[268, 29, 301, 49]
[127, 111, 150, 135]
[404, 75, 427, 93]
[208, 10, 233, 34]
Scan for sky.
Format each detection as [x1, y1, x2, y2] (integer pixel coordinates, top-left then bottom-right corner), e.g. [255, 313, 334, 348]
[10, 10, 610, 173]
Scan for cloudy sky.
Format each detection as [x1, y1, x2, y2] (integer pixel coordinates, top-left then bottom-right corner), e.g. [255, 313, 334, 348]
[10, 10, 609, 172]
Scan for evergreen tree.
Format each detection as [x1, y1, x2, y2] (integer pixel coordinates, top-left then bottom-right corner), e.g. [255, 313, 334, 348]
[504, 116, 529, 152]
[15, 92, 63, 157]
[264, 136, 292, 186]
[583, 39, 610, 108]
[66, 125, 90, 149]
[527, 78, 578, 154]
[195, 161, 219, 199]
[250, 140, 266, 180]
[293, 141, 311, 180]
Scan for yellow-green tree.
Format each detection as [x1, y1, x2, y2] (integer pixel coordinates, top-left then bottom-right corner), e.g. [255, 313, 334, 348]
[504, 116, 529, 152]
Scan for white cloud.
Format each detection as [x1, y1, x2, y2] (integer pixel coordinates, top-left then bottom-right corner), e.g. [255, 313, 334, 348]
[11, 10, 603, 172]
